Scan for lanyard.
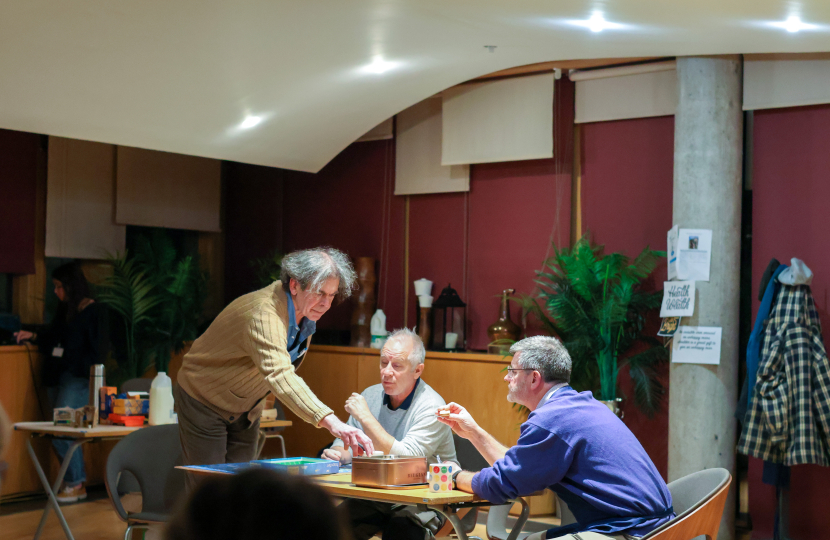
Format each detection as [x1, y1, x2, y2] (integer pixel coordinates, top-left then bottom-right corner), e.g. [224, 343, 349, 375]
[538, 382, 569, 408]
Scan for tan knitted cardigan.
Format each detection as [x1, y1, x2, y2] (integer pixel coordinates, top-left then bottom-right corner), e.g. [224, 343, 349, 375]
[177, 281, 333, 425]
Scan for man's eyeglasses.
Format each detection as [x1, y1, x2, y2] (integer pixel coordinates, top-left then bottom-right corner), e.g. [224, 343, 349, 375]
[505, 368, 535, 377]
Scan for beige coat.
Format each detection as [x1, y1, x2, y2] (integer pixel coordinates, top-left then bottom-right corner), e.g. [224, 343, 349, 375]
[177, 281, 332, 425]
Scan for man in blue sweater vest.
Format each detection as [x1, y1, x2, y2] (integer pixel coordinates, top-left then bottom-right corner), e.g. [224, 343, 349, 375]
[437, 336, 674, 540]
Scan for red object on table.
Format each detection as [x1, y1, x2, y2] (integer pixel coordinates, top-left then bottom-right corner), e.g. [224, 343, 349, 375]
[109, 414, 146, 427]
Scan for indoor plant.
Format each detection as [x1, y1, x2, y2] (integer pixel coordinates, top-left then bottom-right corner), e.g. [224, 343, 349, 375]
[98, 230, 208, 384]
[523, 234, 668, 416]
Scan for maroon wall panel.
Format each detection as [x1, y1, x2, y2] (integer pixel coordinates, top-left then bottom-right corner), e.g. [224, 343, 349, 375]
[283, 139, 403, 335]
[467, 159, 571, 350]
[750, 104, 830, 540]
[223, 162, 284, 304]
[407, 193, 467, 333]
[466, 77, 575, 351]
[580, 116, 675, 479]
[0, 129, 39, 274]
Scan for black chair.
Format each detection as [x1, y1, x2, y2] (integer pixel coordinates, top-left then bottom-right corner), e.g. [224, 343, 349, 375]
[453, 433, 490, 472]
[432, 434, 491, 538]
[105, 424, 186, 540]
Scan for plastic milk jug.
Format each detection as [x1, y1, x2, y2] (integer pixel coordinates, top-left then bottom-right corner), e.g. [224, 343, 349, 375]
[149, 372, 175, 425]
[370, 309, 388, 349]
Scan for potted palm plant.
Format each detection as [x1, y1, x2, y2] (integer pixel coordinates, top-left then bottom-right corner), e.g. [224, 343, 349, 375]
[523, 234, 668, 417]
[98, 230, 208, 386]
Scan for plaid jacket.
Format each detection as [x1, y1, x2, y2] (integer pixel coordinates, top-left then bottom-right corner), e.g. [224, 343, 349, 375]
[737, 284, 830, 465]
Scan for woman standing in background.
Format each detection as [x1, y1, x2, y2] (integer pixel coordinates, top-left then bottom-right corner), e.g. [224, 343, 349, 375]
[15, 262, 108, 503]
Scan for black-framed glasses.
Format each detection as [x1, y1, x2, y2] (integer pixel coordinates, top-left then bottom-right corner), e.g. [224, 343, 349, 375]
[505, 368, 535, 377]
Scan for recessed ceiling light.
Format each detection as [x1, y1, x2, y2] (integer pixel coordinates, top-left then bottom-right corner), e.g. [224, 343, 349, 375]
[239, 115, 263, 129]
[769, 15, 818, 32]
[569, 11, 624, 32]
[360, 56, 401, 75]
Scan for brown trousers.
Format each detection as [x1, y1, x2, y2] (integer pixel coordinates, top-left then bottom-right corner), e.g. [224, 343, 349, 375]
[174, 385, 261, 492]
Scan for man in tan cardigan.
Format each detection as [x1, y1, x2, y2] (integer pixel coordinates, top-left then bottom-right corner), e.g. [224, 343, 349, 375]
[175, 247, 374, 489]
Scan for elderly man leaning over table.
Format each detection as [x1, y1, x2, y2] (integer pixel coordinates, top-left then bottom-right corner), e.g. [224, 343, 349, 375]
[437, 336, 674, 540]
[322, 328, 457, 540]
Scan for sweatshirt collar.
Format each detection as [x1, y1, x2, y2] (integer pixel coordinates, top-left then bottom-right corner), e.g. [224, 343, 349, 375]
[383, 377, 421, 411]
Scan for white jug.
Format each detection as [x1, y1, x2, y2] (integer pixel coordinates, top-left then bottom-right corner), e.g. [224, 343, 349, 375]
[370, 309, 388, 349]
[149, 372, 175, 425]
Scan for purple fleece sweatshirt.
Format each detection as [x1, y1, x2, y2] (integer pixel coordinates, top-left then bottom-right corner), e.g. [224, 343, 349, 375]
[471, 387, 673, 536]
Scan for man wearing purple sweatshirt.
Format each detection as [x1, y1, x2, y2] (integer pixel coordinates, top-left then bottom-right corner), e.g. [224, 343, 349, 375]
[437, 336, 674, 540]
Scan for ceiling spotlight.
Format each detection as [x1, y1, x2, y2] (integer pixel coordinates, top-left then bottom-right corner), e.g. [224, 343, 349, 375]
[569, 11, 623, 32]
[770, 15, 818, 32]
[360, 56, 401, 75]
[239, 115, 263, 129]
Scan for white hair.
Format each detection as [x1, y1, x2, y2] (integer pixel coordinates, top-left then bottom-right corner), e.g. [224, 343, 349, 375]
[279, 247, 357, 300]
[385, 328, 426, 370]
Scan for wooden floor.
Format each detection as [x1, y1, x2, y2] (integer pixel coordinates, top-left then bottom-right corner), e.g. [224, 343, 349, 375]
[0, 494, 539, 540]
[0, 498, 753, 540]
[0, 498, 132, 540]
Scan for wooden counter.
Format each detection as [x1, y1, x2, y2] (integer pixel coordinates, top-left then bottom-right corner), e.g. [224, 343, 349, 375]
[277, 345, 554, 515]
[0, 345, 120, 500]
[279, 345, 525, 458]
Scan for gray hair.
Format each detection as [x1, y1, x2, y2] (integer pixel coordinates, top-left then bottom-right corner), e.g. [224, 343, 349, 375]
[509, 336, 572, 383]
[385, 328, 426, 370]
[280, 247, 357, 301]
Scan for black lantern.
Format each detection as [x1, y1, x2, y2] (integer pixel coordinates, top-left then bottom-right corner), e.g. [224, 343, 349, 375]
[429, 284, 466, 352]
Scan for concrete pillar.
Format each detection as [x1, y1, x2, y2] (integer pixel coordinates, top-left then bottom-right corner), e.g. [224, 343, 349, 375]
[669, 56, 742, 540]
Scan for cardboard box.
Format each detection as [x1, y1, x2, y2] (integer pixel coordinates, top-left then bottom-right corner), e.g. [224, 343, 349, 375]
[53, 407, 75, 425]
[99, 387, 117, 424]
[113, 398, 148, 416]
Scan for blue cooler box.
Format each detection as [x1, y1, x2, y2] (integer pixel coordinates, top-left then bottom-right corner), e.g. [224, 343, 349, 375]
[251, 457, 340, 476]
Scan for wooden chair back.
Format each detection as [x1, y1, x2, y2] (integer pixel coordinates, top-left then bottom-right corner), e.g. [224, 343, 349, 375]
[647, 476, 732, 540]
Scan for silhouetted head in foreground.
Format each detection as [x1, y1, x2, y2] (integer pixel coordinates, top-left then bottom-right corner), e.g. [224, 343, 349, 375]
[166, 469, 349, 540]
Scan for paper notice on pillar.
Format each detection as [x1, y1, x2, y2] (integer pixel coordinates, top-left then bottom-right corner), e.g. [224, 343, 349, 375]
[677, 229, 712, 282]
[658, 317, 681, 337]
[671, 326, 722, 365]
[660, 281, 695, 317]
[667, 225, 679, 281]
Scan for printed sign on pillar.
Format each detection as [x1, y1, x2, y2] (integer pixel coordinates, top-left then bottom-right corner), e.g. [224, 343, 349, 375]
[660, 281, 695, 318]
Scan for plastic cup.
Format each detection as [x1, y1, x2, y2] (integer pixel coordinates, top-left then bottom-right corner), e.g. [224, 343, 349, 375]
[445, 332, 459, 349]
[414, 279, 433, 296]
[418, 295, 433, 308]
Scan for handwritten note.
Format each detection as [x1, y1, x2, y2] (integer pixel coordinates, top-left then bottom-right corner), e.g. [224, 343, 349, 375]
[660, 281, 695, 317]
[671, 326, 722, 365]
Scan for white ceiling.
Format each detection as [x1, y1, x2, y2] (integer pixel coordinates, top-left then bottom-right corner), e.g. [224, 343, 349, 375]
[2, 1, 830, 173]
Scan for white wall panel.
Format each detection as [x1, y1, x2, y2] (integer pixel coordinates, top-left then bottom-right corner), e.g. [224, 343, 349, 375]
[744, 59, 830, 110]
[45, 137, 126, 259]
[442, 72, 554, 165]
[395, 98, 469, 195]
[575, 69, 677, 123]
[116, 147, 221, 232]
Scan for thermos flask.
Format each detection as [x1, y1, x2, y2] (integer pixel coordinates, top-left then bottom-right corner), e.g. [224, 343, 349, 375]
[89, 364, 106, 427]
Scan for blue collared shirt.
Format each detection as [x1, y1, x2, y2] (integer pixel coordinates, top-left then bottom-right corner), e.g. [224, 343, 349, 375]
[285, 292, 316, 364]
[381, 377, 421, 411]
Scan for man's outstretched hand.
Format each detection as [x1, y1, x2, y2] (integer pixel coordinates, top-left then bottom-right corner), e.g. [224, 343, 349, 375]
[319, 415, 375, 456]
[435, 402, 481, 440]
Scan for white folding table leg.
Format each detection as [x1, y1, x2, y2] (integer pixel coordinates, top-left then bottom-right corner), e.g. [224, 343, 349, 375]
[27, 436, 87, 540]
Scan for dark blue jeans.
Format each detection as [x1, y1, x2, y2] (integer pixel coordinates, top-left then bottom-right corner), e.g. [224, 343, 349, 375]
[47, 372, 88, 486]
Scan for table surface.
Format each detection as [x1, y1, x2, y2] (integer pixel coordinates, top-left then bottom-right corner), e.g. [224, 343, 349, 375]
[260, 419, 292, 428]
[178, 467, 480, 505]
[13, 421, 140, 438]
[13, 419, 291, 438]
